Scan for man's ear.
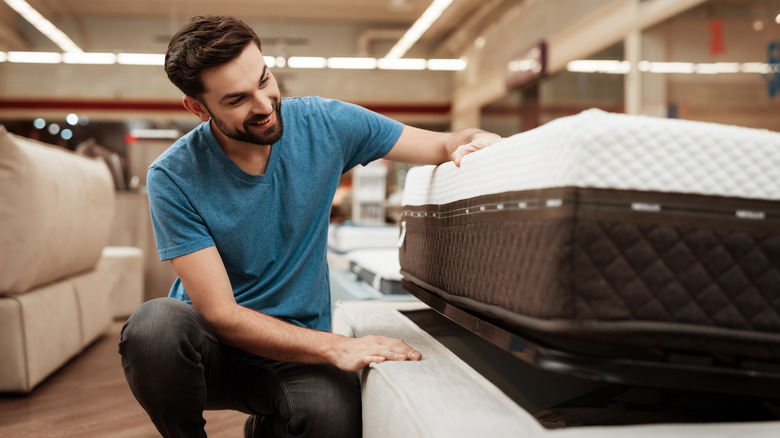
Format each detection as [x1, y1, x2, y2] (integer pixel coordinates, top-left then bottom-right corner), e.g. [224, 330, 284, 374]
[183, 96, 211, 122]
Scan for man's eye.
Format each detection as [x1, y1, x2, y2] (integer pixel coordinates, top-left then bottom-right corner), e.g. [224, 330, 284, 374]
[229, 97, 244, 105]
[260, 75, 270, 86]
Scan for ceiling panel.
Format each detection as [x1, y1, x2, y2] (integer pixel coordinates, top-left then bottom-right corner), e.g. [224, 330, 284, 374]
[26, 0, 431, 24]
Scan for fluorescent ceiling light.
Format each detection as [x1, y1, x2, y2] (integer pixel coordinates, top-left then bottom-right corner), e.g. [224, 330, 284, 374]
[2, 50, 467, 71]
[568, 60, 769, 75]
[427, 58, 467, 71]
[776, 12, 780, 24]
[378, 57, 427, 70]
[63, 52, 116, 64]
[646, 62, 695, 74]
[4, 0, 82, 53]
[741, 62, 771, 74]
[636, 61, 695, 74]
[130, 128, 180, 139]
[117, 53, 165, 65]
[695, 62, 740, 75]
[287, 56, 327, 69]
[7, 51, 61, 63]
[386, 0, 454, 59]
[327, 57, 377, 69]
[566, 60, 630, 74]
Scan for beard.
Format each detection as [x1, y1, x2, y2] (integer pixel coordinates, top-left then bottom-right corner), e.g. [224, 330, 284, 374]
[211, 98, 284, 146]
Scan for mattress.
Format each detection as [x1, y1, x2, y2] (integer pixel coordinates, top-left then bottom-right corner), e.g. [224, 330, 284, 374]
[398, 109, 780, 375]
[327, 224, 400, 270]
[347, 248, 404, 295]
[328, 224, 401, 254]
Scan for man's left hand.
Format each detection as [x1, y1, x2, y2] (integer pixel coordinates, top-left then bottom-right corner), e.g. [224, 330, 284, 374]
[450, 132, 503, 167]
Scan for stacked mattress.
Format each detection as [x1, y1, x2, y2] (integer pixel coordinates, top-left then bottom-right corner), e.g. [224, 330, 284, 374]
[398, 109, 780, 375]
[348, 249, 404, 295]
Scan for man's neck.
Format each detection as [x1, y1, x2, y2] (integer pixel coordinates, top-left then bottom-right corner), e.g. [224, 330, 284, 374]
[211, 121, 272, 175]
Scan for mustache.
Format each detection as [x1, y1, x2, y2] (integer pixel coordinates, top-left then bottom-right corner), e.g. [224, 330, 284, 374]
[246, 113, 271, 124]
[245, 100, 278, 124]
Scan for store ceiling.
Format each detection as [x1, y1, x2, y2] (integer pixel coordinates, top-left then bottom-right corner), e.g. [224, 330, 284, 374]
[0, 0, 519, 58]
[24, 0, 432, 24]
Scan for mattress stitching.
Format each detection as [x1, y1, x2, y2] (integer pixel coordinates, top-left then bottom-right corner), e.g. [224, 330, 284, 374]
[684, 231, 778, 329]
[402, 193, 780, 226]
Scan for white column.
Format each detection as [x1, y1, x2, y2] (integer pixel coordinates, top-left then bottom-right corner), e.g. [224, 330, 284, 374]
[625, 29, 642, 115]
[641, 30, 669, 118]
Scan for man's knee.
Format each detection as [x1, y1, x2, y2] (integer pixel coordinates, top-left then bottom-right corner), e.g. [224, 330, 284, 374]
[122, 298, 202, 343]
[119, 298, 211, 375]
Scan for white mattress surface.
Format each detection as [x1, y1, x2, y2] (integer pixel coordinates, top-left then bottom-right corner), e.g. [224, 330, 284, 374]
[402, 109, 780, 206]
[347, 248, 402, 282]
[327, 224, 400, 253]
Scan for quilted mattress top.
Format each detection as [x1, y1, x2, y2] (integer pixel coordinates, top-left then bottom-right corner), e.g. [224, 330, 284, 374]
[402, 109, 780, 206]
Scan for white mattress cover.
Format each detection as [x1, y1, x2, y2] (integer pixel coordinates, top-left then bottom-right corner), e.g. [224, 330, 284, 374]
[327, 224, 400, 253]
[402, 109, 780, 206]
[347, 248, 402, 282]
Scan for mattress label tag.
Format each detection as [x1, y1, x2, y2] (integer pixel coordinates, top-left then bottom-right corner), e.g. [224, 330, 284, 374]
[735, 210, 766, 220]
[397, 221, 407, 248]
[631, 202, 661, 212]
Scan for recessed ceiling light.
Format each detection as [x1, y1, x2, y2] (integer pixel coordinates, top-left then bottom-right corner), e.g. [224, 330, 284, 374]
[4, 0, 82, 53]
[386, 0, 454, 59]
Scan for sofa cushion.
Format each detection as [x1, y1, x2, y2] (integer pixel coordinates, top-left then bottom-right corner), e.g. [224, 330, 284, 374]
[0, 281, 82, 392]
[0, 267, 113, 393]
[0, 125, 115, 294]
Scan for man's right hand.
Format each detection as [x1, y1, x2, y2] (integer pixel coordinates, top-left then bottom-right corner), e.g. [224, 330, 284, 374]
[328, 335, 422, 372]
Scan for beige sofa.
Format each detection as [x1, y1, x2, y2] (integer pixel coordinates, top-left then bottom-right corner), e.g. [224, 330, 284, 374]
[0, 125, 140, 393]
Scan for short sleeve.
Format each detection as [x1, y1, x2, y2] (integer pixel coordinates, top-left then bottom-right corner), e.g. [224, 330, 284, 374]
[147, 166, 216, 261]
[317, 99, 404, 172]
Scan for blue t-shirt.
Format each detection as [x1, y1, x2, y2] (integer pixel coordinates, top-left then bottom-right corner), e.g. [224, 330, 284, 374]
[147, 96, 403, 331]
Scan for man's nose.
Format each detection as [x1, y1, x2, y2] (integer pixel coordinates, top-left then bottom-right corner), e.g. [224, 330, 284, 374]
[250, 91, 274, 114]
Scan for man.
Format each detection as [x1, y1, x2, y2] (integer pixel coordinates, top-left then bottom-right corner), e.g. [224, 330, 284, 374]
[119, 15, 502, 438]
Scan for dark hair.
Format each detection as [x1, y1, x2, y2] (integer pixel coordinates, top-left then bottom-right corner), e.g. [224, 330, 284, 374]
[165, 15, 263, 98]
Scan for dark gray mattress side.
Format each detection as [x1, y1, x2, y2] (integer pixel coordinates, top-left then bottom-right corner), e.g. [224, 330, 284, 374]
[398, 187, 780, 360]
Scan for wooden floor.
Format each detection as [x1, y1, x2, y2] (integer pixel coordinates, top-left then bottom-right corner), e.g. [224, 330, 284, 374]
[0, 321, 248, 437]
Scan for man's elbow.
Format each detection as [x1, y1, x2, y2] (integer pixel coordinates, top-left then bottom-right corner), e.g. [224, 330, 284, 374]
[194, 301, 242, 335]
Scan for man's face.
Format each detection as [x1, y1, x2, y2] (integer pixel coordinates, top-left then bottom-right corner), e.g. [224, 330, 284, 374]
[199, 43, 283, 146]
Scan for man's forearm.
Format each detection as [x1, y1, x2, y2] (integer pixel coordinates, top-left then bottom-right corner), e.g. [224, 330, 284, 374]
[170, 247, 421, 372]
[207, 303, 336, 364]
[204, 302, 420, 372]
[386, 125, 502, 166]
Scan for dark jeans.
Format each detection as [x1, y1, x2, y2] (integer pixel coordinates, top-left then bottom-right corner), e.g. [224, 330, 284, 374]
[119, 298, 362, 438]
